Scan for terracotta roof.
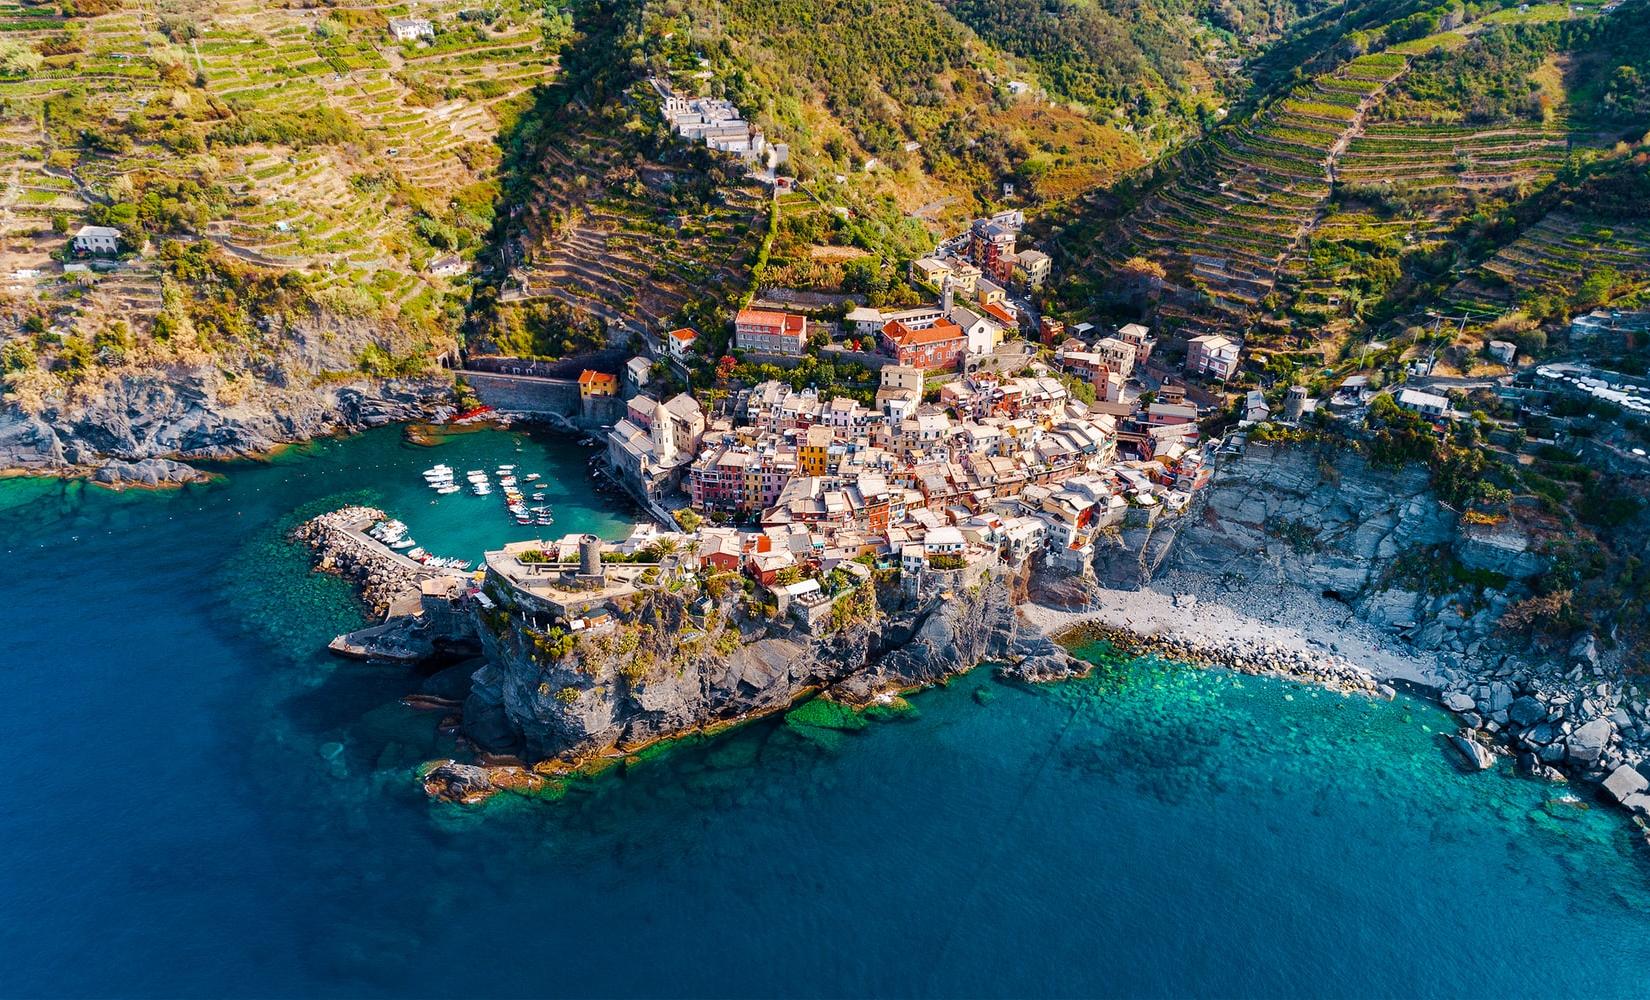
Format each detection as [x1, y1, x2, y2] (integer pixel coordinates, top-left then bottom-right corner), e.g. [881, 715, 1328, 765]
[578, 369, 617, 387]
[983, 302, 1016, 326]
[883, 318, 965, 346]
[667, 327, 698, 342]
[736, 309, 806, 335]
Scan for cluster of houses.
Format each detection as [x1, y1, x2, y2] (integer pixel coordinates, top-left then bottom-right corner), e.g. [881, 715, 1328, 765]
[910, 210, 1050, 292]
[597, 340, 1217, 599]
[574, 358, 1217, 626]
[732, 277, 1023, 367]
[650, 78, 787, 171]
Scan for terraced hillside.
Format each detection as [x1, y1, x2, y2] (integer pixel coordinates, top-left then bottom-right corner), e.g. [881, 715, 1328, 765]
[496, 90, 770, 345]
[1085, 48, 1416, 336]
[642, 0, 1148, 230]
[0, 0, 567, 338]
[1445, 213, 1650, 320]
[1069, 0, 1639, 346]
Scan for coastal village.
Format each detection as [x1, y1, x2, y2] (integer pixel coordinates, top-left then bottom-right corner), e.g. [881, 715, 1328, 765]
[286, 70, 1650, 817]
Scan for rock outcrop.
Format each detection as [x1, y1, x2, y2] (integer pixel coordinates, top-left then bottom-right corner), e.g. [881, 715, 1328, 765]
[1, 350, 452, 478]
[461, 577, 1083, 772]
[1095, 440, 1648, 820]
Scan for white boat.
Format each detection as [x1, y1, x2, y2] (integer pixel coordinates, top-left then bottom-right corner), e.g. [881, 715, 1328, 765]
[407, 547, 426, 560]
[437, 484, 461, 494]
[524, 473, 541, 481]
[531, 492, 545, 501]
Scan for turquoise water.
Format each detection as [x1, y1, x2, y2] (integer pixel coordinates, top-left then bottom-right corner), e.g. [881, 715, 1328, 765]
[2, 425, 1648, 997]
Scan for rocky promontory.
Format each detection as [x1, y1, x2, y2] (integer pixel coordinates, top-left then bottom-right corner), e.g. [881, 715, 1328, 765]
[461, 575, 1085, 772]
[1, 304, 455, 482]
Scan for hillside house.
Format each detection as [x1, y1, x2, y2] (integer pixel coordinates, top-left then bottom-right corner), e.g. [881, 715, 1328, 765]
[876, 365, 924, 423]
[969, 219, 1017, 280]
[735, 309, 806, 356]
[910, 257, 953, 291]
[1185, 334, 1240, 381]
[1013, 249, 1051, 288]
[881, 318, 966, 371]
[625, 356, 652, 392]
[578, 370, 618, 400]
[1396, 388, 1453, 420]
[426, 254, 468, 278]
[1092, 337, 1136, 380]
[388, 16, 434, 41]
[1117, 323, 1154, 365]
[666, 327, 698, 360]
[70, 225, 120, 256]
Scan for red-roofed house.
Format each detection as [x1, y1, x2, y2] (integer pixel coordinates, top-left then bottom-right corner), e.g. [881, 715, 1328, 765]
[577, 370, 618, 399]
[735, 309, 807, 356]
[880, 319, 967, 371]
[982, 301, 1018, 329]
[665, 327, 698, 360]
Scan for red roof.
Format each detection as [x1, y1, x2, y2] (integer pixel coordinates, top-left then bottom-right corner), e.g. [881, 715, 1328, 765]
[983, 302, 1016, 326]
[736, 309, 805, 335]
[882, 318, 965, 346]
[667, 327, 698, 342]
[578, 369, 617, 387]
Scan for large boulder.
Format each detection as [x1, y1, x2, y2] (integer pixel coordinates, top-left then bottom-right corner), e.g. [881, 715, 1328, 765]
[1442, 691, 1477, 713]
[1447, 732, 1495, 771]
[1602, 764, 1649, 805]
[1508, 695, 1546, 728]
[1566, 718, 1614, 764]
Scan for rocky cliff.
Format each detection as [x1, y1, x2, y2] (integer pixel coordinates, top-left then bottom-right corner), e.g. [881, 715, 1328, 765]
[1, 312, 454, 484]
[456, 576, 1080, 770]
[1093, 441, 1650, 819]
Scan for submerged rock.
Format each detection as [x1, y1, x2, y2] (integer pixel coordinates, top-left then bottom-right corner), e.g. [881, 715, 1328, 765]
[1447, 732, 1495, 771]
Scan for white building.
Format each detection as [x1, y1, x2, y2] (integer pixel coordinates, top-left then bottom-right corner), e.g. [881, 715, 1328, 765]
[1185, 334, 1240, 381]
[1395, 388, 1452, 419]
[71, 225, 120, 255]
[388, 17, 434, 42]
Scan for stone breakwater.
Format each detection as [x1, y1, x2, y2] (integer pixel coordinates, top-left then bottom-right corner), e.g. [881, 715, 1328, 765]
[292, 507, 428, 617]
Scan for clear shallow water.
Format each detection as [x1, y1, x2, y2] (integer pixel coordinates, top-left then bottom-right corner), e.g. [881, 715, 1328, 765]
[2, 426, 1648, 998]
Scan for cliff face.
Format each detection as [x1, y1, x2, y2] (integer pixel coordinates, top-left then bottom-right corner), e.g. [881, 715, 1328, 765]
[1, 311, 454, 481]
[462, 577, 1080, 763]
[1100, 443, 1552, 638]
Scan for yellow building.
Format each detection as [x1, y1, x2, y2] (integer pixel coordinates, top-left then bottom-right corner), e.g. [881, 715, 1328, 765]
[578, 370, 618, 400]
[799, 424, 833, 478]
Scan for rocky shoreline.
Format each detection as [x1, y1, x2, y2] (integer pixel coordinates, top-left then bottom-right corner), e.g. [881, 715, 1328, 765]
[282, 434, 1650, 843]
[1038, 583, 1650, 842]
[0, 366, 454, 484]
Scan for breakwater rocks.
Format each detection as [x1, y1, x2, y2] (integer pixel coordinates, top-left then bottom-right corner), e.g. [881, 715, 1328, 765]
[292, 506, 426, 617]
[1057, 619, 1388, 699]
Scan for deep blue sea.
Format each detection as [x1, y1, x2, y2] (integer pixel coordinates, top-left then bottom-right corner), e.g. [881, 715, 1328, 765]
[2, 425, 1649, 998]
